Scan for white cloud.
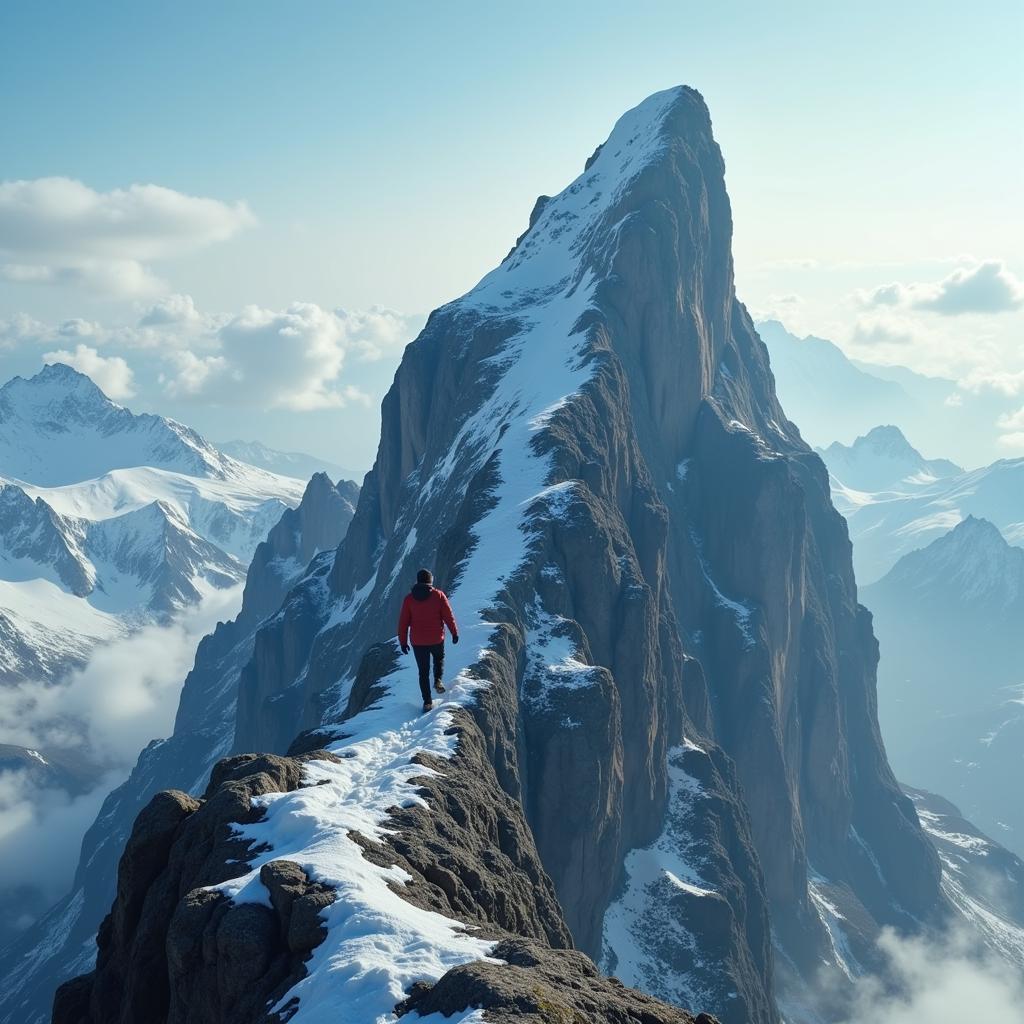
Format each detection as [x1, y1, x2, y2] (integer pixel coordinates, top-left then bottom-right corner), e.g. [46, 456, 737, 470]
[0, 585, 242, 916]
[996, 406, 1024, 449]
[159, 302, 422, 409]
[959, 366, 1024, 397]
[839, 928, 1024, 1024]
[996, 432, 1024, 450]
[161, 349, 227, 397]
[338, 306, 426, 362]
[0, 771, 116, 907]
[215, 302, 349, 410]
[997, 406, 1024, 432]
[851, 313, 917, 346]
[858, 260, 1024, 317]
[0, 584, 242, 766]
[915, 261, 1024, 315]
[138, 292, 202, 326]
[41, 343, 136, 399]
[0, 177, 255, 297]
[340, 383, 373, 406]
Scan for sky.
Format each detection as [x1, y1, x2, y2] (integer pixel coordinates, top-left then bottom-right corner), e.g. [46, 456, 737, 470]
[1, 0, 1021, 470]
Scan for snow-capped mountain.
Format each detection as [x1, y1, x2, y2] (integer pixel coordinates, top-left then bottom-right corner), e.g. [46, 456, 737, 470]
[0, 365, 307, 685]
[819, 425, 962, 493]
[0, 363, 236, 486]
[862, 517, 1024, 859]
[23, 87, 1024, 1024]
[821, 432, 1024, 583]
[216, 439, 364, 485]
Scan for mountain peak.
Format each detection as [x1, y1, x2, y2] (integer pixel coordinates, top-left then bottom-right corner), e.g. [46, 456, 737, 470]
[0, 363, 227, 486]
[873, 515, 1024, 605]
[2, 362, 114, 410]
[819, 424, 963, 494]
[468, 86, 715, 310]
[946, 513, 1008, 550]
[36, 361, 103, 387]
[856, 424, 916, 456]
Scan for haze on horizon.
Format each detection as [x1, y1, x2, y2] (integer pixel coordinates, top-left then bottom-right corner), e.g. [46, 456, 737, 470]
[1, 0, 1021, 469]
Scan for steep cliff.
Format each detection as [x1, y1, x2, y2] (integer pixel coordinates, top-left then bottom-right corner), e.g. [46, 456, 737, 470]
[51, 86, 954, 1023]
[0, 475, 358, 1024]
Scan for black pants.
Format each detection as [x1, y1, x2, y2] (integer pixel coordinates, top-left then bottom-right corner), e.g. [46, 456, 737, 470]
[412, 642, 445, 702]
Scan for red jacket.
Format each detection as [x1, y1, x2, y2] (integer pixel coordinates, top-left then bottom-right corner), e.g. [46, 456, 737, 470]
[398, 584, 458, 647]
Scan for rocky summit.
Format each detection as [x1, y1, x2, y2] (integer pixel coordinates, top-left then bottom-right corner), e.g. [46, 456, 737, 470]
[23, 85, 1023, 1024]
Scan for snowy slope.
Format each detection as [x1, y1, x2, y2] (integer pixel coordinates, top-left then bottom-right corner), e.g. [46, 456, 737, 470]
[906, 787, 1024, 969]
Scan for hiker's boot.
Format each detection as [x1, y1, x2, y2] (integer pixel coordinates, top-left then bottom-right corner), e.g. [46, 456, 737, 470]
[434, 680, 446, 694]
[422, 700, 433, 713]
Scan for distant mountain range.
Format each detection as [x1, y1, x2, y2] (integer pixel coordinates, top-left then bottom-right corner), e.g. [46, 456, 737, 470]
[819, 424, 1024, 583]
[864, 517, 1024, 859]
[0, 364, 307, 688]
[215, 439, 364, 485]
[814, 420, 1024, 859]
[757, 319, 1018, 469]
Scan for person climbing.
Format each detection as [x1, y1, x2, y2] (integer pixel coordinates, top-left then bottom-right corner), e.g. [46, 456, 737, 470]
[397, 568, 459, 712]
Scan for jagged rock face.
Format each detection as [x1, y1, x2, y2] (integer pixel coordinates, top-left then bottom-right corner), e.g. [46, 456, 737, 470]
[0, 476, 357, 1024]
[49, 86, 952, 1024]
[221, 85, 942, 1019]
[54, 709, 696, 1024]
[51, 751, 340, 1024]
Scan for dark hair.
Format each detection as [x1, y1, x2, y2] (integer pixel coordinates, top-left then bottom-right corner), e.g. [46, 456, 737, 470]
[416, 568, 433, 585]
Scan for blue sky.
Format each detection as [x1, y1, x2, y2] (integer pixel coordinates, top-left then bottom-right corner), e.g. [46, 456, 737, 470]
[1, 1, 1021, 468]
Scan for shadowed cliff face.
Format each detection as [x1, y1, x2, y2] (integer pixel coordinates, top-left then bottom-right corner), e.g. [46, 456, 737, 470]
[52, 87, 948, 1024]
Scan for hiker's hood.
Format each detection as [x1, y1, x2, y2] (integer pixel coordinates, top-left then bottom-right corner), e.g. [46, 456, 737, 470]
[411, 583, 434, 601]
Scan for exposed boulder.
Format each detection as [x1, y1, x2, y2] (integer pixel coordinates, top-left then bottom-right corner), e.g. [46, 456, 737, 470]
[396, 938, 719, 1024]
[51, 752, 339, 1024]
